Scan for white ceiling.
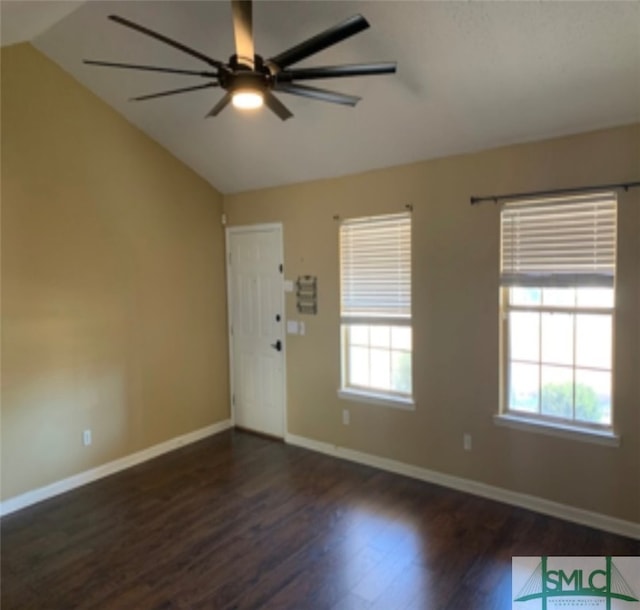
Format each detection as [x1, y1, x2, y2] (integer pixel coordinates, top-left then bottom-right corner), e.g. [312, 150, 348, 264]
[3, 1, 640, 194]
[0, 0, 83, 46]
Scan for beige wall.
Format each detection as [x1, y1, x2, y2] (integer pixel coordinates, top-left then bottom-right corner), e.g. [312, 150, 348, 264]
[224, 124, 640, 523]
[1, 44, 229, 500]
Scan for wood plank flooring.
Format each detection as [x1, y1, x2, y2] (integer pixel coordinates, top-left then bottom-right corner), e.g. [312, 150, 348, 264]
[1, 430, 638, 609]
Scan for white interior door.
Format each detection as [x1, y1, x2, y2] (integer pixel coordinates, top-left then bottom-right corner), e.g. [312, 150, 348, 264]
[227, 225, 285, 438]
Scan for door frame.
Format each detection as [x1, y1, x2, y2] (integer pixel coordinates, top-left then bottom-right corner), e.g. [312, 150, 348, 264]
[225, 222, 287, 438]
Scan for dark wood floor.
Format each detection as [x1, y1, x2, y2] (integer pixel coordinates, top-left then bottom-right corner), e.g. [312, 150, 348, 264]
[2, 430, 638, 609]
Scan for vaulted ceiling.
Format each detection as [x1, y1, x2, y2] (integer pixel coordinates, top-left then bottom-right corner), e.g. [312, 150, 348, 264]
[2, 1, 639, 194]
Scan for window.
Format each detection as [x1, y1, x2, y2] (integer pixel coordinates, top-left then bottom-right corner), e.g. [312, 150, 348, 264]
[500, 193, 616, 432]
[339, 213, 412, 406]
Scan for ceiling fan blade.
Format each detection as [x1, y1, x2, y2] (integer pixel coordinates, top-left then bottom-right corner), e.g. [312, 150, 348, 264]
[274, 83, 360, 107]
[277, 62, 397, 82]
[206, 92, 233, 117]
[109, 15, 226, 71]
[84, 59, 218, 78]
[263, 91, 293, 121]
[231, 0, 254, 69]
[268, 15, 369, 70]
[130, 82, 219, 102]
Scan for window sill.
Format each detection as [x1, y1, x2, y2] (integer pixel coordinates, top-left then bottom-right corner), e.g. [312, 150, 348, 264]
[338, 389, 415, 411]
[493, 413, 620, 447]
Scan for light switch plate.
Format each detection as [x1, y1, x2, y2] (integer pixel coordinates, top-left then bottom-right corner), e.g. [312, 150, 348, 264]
[287, 320, 299, 334]
[284, 280, 294, 293]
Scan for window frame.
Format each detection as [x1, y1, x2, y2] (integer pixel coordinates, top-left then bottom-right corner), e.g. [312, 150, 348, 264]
[500, 286, 615, 432]
[497, 193, 618, 442]
[338, 213, 414, 408]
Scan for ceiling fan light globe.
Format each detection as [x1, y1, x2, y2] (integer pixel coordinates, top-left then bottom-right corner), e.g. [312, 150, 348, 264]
[232, 90, 264, 110]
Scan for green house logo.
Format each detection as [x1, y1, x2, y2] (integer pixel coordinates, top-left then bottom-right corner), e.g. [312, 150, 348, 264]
[513, 557, 640, 609]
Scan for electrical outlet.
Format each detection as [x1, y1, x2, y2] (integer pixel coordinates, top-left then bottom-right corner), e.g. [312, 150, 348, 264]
[463, 433, 472, 452]
[342, 409, 350, 426]
[83, 429, 92, 446]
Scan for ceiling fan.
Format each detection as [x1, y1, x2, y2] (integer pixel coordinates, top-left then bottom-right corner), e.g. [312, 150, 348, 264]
[83, 0, 397, 120]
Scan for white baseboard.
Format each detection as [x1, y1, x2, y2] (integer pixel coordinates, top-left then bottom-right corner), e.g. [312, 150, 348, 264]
[285, 433, 640, 541]
[0, 419, 233, 517]
[4, 423, 637, 540]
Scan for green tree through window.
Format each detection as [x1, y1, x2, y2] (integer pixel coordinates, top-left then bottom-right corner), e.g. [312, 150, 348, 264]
[541, 382, 601, 422]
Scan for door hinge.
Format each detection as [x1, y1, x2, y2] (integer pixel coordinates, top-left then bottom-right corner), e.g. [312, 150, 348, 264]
[279, 263, 283, 273]
[232, 393, 235, 406]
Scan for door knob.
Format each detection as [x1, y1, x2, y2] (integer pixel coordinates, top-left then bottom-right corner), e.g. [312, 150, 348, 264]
[270, 340, 282, 352]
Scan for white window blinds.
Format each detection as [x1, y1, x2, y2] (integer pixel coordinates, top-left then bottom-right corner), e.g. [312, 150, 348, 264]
[340, 213, 411, 318]
[500, 193, 617, 287]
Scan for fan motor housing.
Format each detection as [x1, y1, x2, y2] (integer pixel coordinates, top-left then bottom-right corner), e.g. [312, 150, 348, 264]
[223, 54, 273, 92]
